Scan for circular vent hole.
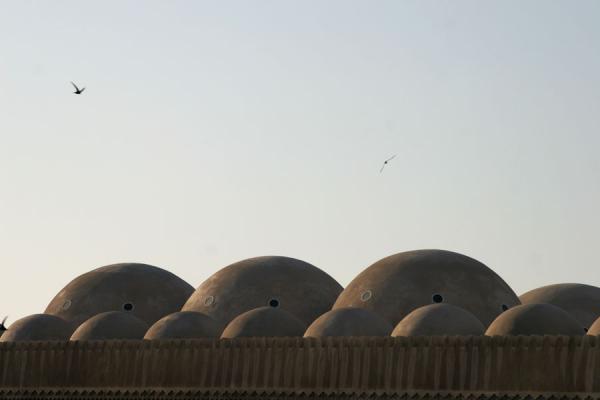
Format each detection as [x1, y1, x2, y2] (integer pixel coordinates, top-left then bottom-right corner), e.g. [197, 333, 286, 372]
[501, 304, 509, 312]
[432, 294, 443, 303]
[584, 327, 589, 333]
[360, 290, 372, 302]
[204, 296, 215, 306]
[123, 303, 134, 312]
[268, 299, 280, 308]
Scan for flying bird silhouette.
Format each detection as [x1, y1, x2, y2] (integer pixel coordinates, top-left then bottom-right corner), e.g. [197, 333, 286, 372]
[379, 154, 396, 173]
[70, 81, 85, 95]
[0, 316, 7, 333]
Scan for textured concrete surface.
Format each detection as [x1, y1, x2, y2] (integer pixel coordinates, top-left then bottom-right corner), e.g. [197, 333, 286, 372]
[45, 263, 194, 329]
[0, 336, 598, 392]
[0, 314, 73, 342]
[519, 283, 600, 329]
[71, 311, 149, 340]
[392, 304, 485, 336]
[304, 307, 392, 337]
[334, 250, 520, 327]
[144, 311, 222, 339]
[485, 303, 585, 336]
[183, 256, 342, 326]
[221, 306, 307, 338]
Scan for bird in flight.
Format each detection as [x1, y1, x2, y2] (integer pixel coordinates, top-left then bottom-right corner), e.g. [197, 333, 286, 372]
[70, 81, 85, 95]
[380, 154, 396, 173]
[0, 316, 7, 333]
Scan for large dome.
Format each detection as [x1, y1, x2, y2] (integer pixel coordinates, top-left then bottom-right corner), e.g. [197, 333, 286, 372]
[221, 306, 307, 338]
[485, 303, 585, 336]
[519, 283, 600, 329]
[182, 256, 342, 326]
[392, 304, 485, 336]
[333, 250, 520, 326]
[45, 263, 194, 328]
[0, 314, 73, 342]
[304, 308, 392, 337]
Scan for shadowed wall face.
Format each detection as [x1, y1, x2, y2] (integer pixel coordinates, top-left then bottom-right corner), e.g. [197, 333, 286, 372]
[0, 336, 598, 392]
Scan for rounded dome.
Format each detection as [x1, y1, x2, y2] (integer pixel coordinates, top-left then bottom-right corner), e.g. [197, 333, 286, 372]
[485, 303, 585, 336]
[221, 306, 307, 338]
[45, 263, 194, 328]
[333, 249, 520, 327]
[144, 311, 222, 340]
[392, 304, 485, 336]
[588, 316, 600, 336]
[182, 256, 342, 326]
[304, 308, 392, 337]
[0, 314, 73, 342]
[70, 311, 149, 340]
[519, 283, 600, 329]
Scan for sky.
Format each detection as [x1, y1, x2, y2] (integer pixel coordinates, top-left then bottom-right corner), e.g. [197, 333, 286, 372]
[1, 1, 600, 322]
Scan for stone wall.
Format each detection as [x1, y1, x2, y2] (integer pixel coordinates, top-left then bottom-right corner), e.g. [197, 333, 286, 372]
[0, 336, 598, 393]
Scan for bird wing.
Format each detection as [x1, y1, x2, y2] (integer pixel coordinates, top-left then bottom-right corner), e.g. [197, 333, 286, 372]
[70, 81, 80, 91]
[80, 87, 86, 93]
[1, 316, 7, 325]
[385, 154, 397, 163]
[380, 163, 386, 173]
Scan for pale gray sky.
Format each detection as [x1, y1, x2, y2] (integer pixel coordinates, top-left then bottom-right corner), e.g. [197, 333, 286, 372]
[2, 1, 600, 321]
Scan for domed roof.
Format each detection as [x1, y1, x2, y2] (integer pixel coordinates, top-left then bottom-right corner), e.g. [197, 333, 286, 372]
[70, 311, 149, 340]
[182, 256, 342, 326]
[304, 308, 392, 337]
[391, 304, 485, 336]
[0, 314, 73, 342]
[221, 306, 307, 338]
[519, 283, 600, 329]
[588, 316, 600, 336]
[144, 311, 222, 340]
[45, 263, 194, 328]
[485, 303, 585, 336]
[333, 249, 520, 326]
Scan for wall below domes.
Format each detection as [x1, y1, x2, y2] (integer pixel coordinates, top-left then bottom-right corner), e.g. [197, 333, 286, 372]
[0, 336, 598, 393]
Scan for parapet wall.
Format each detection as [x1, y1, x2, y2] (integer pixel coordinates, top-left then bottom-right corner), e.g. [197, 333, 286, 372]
[0, 336, 598, 393]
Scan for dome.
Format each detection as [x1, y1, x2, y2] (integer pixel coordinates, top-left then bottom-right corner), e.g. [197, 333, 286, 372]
[333, 249, 520, 326]
[70, 311, 149, 340]
[45, 263, 194, 328]
[304, 308, 392, 337]
[391, 304, 485, 336]
[144, 311, 222, 340]
[0, 314, 73, 342]
[221, 306, 307, 338]
[182, 256, 342, 326]
[519, 283, 600, 329]
[485, 303, 585, 336]
[588, 316, 600, 336]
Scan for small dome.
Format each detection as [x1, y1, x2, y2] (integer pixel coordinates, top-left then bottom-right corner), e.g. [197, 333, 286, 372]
[0, 314, 73, 342]
[45, 263, 194, 329]
[183, 256, 342, 326]
[144, 311, 222, 340]
[304, 308, 392, 337]
[333, 249, 520, 327]
[586, 316, 600, 336]
[519, 283, 600, 329]
[485, 303, 585, 336]
[392, 304, 485, 336]
[221, 307, 307, 338]
[70, 311, 149, 340]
